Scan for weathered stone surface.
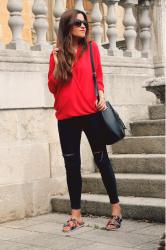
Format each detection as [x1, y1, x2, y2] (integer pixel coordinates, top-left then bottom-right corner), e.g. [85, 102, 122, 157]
[16, 109, 57, 142]
[108, 154, 165, 174]
[103, 73, 156, 106]
[82, 173, 165, 198]
[0, 143, 50, 184]
[0, 109, 58, 143]
[143, 77, 166, 104]
[52, 194, 165, 222]
[148, 104, 165, 120]
[130, 119, 165, 136]
[0, 178, 66, 223]
[0, 71, 52, 109]
[0, 213, 164, 250]
[0, 110, 17, 143]
[112, 136, 165, 154]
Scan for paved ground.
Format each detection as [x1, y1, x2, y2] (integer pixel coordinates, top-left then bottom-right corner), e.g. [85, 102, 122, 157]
[0, 213, 164, 250]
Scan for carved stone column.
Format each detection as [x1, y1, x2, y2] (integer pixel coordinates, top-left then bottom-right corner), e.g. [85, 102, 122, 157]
[54, 0, 65, 36]
[139, 0, 152, 58]
[75, 0, 85, 12]
[104, 0, 123, 56]
[120, 0, 140, 57]
[6, 0, 29, 50]
[89, 0, 106, 54]
[31, 0, 51, 51]
[152, 0, 166, 77]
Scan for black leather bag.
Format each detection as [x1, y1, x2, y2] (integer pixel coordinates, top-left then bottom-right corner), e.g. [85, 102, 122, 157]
[89, 42, 126, 145]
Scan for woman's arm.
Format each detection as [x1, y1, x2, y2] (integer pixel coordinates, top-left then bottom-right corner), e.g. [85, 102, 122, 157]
[92, 41, 106, 111]
[92, 41, 104, 93]
[48, 52, 59, 94]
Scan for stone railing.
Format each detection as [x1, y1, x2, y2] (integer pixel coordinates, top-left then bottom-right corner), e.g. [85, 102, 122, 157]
[0, 0, 153, 58]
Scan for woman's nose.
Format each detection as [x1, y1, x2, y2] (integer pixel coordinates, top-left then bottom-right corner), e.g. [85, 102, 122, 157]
[81, 23, 86, 28]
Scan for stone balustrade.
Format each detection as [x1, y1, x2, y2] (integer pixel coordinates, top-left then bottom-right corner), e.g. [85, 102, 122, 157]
[0, 0, 153, 58]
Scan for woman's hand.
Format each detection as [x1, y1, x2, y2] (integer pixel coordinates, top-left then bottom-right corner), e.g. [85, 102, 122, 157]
[53, 47, 59, 65]
[96, 91, 107, 111]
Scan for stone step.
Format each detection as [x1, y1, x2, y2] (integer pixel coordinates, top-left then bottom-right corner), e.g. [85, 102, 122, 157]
[112, 136, 165, 154]
[130, 119, 165, 136]
[82, 173, 165, 199]
[148, 104, 165, 120]
[108, 154, 165, 174]
[51, 194, 165, 223]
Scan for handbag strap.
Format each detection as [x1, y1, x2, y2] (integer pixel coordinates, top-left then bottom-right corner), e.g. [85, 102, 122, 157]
[89, 41, 99, 98]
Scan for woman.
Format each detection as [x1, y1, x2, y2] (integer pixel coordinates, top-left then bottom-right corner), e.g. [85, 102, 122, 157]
[48, 9, 122, 232]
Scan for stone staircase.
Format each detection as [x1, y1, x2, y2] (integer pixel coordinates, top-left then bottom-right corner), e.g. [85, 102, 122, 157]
[51, 104, 165, 223]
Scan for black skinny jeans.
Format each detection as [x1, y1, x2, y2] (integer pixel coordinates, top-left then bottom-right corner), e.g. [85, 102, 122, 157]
[58, 112, 119, 209]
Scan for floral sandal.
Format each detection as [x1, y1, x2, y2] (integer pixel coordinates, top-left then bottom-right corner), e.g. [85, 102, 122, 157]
[106, 215, 122, 231]
[62, 218, 85, 232]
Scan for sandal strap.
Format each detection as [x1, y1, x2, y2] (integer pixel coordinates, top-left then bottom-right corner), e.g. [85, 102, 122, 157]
[107, 215, 122, 227]
[64, 218, 84, 228]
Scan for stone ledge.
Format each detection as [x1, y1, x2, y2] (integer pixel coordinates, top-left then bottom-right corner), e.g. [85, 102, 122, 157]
[143, 77, 166, 103]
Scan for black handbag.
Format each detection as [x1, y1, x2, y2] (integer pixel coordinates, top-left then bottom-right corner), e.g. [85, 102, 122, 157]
[89, 42, 126, 145]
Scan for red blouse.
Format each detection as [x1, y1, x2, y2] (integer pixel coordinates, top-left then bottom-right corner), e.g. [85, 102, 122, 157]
[48, 40, 104, 120]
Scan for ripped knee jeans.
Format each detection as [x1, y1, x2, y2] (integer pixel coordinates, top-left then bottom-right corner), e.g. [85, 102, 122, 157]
[61, 149, 119, 208]
[63, 152, 82, 209]
[58, 112, 120, 209]
[93, 150, 119, 204]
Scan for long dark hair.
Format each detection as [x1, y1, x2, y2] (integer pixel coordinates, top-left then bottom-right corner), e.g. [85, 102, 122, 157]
[54, 9, 89, 82]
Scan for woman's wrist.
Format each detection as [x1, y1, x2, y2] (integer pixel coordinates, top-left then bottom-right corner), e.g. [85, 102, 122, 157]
[99, 90, 105, 99]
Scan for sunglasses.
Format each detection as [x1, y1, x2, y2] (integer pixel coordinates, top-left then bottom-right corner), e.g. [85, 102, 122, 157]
[73, 19, 88, 28]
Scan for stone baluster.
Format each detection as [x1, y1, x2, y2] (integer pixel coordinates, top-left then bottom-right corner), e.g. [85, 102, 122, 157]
[31, 0, 51, 51]
[6, 0, 29, 50]
[139, 0, 152, 58]
[152, 0, 166, 77]
[54, 0, 65, 36]
[104, 0, 122, 56]
[120, 0, 140, 57]
[75, 0, 85, 12]
[89, 0, 106, 54]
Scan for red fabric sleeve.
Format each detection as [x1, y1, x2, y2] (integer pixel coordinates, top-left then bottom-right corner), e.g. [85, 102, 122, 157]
[92, 41, 104, 92]
[48, 52, 59, 94]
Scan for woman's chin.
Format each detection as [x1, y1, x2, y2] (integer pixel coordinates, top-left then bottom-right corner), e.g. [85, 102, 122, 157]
[74, 34, 86, 39]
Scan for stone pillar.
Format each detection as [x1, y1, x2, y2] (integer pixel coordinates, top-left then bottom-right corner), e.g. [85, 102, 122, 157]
[6, 0, 29, 50]
[31, 0, 51, 51]
[89, 0, 106, 54]
[138, 0, 152, 58]
[104, 0, 123, 56]
[152, 0, 166, 77]
[75, 0, 85, 12]
[54, 0, 65, 36]
[120, 0, 140, 57]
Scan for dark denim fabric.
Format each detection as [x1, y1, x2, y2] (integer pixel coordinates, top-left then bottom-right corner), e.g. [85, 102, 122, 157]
[58, 112, 119, 209]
